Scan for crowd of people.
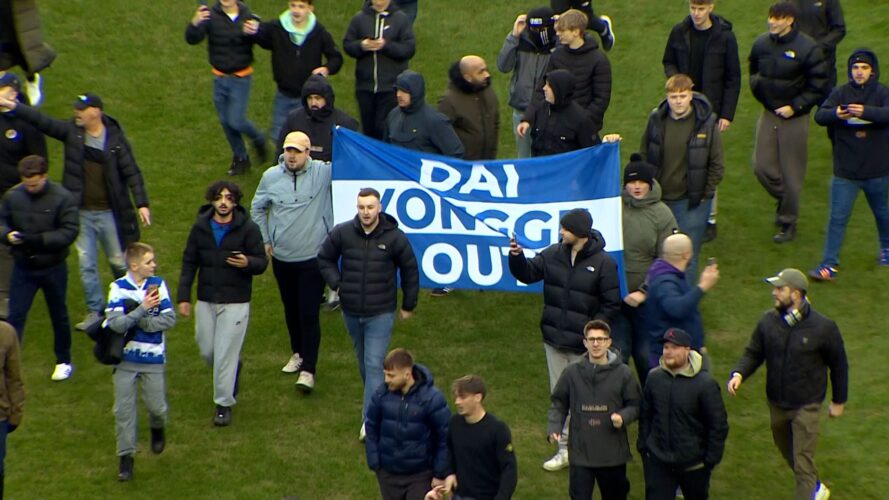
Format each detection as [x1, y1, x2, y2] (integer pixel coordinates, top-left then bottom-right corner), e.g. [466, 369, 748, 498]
[0, 0, 878, 498]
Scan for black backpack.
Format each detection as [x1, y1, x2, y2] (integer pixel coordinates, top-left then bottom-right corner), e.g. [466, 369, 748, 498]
[85, 299, 139, 365]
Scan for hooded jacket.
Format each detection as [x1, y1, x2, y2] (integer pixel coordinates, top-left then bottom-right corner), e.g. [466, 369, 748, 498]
[621, 181, 677, 292]
[546, 33, 611, 137]
[343, 1, 416, 94]
[522, 69, 596, 157]
[548, 350, 641, 467]
[0, 102, 46, 194]
[12, 105, 149, 248]
[177, 204, 268, 305]
[644, 259, 706, 353]
[437, 61, 500, 160]
[384, 71, 464, 158]
[638, 350, 728, 469]
[251, 13, 342, 98]
[749, 26, 829, 115]
[732, 302, 849, 410]
[639, 92, 724, 205]
[184, 0, 255, 74]
[496, 7, 556, 112]
[508, 230, 621, 353]
[0, 179, 78, 270]
[0, 0, 55, 74]
[250, 156, 332, 263]
[663, 14, 741, 122]
[317, 212, 419, 317]
[275, 74, 360, 160]
[814, 49, 889, 180]
[365, 363, 450, 478]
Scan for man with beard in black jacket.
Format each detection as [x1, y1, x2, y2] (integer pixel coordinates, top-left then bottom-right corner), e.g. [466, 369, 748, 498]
[508, 208, 620, 472]
[177, 181, 267, 427]
[317, 187, 419, 442]
[517, 69, 595, 157]
[639, 328, 728, 500]
[0, 92, 151, 334]
[384, 70, 464, 158]
[343, 0, 416, 140]
[275, 74, 359, 160]
[438, 55, 500, 161]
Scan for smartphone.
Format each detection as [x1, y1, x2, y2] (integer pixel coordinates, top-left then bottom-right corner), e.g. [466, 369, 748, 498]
[839, 104, 849, 111]
[511, 231, 517, 242]
[707, 257, 717, 267]
[147, 284, 159, 296]
[230, 250, 243, 257]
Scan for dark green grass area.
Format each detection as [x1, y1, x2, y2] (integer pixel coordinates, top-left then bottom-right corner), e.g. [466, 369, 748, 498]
[6, 0, 888, 498]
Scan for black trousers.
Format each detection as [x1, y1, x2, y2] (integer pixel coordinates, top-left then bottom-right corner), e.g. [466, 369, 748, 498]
[376, 469, 432, 500]
[271, 258, 324, 373]
[569, 463, 629, 500]
[356, 90, 396, 140]
[643, 454, 712, 500]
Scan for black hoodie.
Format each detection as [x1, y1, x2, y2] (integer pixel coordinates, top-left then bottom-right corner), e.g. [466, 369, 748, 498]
[384, 70, 464, 157]
[437, 61, 500, 160]
[343, 0, 416, 94]
[275, 74, 360, 160]
[522, 69, 596, 157]
[814, 49, 889, 180]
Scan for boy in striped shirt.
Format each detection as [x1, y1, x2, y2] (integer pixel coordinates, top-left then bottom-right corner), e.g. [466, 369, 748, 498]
[104, 242, 176, 481]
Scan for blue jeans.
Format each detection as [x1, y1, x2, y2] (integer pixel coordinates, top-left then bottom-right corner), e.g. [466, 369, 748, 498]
[213, 74, 264, 159]
[665, 198, 712, 285]
[269, 91, 303, 149]
[76, 210, 126, 314]
[8, 261, 72, 363]
[821, 175, 889, 267]
[342, 311, 394, 421]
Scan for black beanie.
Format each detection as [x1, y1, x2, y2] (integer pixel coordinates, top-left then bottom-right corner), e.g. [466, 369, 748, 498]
[850, 51, 876, 69]
[560, 208, 592, 237]
[623, 153, 655, 187]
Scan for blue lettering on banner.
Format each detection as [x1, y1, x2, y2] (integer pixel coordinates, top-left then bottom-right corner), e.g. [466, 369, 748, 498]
[331, 128, 627, 294]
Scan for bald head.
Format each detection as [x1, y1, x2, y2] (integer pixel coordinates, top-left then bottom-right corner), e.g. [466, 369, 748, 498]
[662, 234, 692, 264]
[459, 55, 490, 88]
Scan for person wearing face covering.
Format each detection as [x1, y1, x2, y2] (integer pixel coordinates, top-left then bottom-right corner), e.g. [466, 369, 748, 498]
[516, 69, 595, 157]
[437, 55, 500, 161]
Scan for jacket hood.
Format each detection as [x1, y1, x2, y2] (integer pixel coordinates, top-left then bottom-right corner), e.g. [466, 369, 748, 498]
[622, 179, 665, 208]
[394, 70, 426, 113]
[546, 69, 575, 108]
[362, 0, 401, 15]
[659, 349, 703, 377]
[407, 363, 435, 394]
[351, 211, 400, 236]
[568, 34, 600, 53]
[562, 228, 606, 258]
[847, 48, 880, 86]
[647, 258, 684, 280]
[683, 13, 732, 33]
[301, 74, 336, 119]
[447, 61, 489, 94]
[655, 92, 713, 124]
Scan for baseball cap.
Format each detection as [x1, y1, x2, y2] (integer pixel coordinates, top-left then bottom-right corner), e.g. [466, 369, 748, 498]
[282, 131, 311, 152]
[73, 93, 104, 110]
[0, 72, 21, 91]
[658, 328, 692, 347]
[764, 268, 808, 292]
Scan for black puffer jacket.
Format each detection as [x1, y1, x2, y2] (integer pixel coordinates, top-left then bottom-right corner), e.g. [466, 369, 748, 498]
[0, 106, 46, 194]
[546, 34, 611, 136]
[13, 105, 149, 248]
[523, 69, 595, 157]
[384, 71, 464, 157]
[814, 49, 889, 180]
[639, 351, 728, 469]
[0, 180, 78, 269]
[177, 205, 268, 305]
[732, 303, 848, 409]
[508, 230, 620, 353]
[640, 93, 724, 205]
[343, 0, 416, 94]
[275, 74, 360, 160]
[184, 1, 254, 73]
[663, 14, 741, 121]
[749, 26, 829, 114]
[318, 212, 419, 317]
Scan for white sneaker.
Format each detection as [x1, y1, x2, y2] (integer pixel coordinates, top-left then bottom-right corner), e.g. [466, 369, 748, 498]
[51, 363, 72, 381]
[814, 481, 831, 500]
[542, 449, 569, 471]
[358, 423, 366, 443]
[295, 371, 315, 393]
[26, 73, 43, 106]
[281, 353, 302, 373]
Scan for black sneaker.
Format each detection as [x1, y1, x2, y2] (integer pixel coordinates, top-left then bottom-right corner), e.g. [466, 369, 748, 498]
[118, 454, 134, 482]
[254, 138, 269, 164]
[150, 427, 165, 454]
[214, 405, 232, 427]
[430, 287, 452, 297]
[703, 222, 717, 243]
[227, 156, 251, 176]
[773, 223, 796, 244]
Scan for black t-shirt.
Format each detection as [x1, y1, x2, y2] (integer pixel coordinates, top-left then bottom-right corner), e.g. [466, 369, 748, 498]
[447, 412, 517, 500]
[688, 27, 712, 92]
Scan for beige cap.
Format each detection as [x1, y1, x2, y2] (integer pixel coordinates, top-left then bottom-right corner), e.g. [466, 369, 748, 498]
[282, 131, 311, 152]
[764, 268, 808, 292]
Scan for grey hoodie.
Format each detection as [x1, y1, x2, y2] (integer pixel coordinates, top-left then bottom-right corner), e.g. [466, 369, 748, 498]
[250, 155, 332, 262]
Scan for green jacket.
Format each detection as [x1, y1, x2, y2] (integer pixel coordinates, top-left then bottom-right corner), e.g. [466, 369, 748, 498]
[621, 180, 677, 291]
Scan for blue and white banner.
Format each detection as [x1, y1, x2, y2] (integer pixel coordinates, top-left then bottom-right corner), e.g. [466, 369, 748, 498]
[332, 128, 625, 294]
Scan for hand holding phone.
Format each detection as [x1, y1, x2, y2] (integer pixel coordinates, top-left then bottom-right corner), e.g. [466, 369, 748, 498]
[706, 257, 717, 267]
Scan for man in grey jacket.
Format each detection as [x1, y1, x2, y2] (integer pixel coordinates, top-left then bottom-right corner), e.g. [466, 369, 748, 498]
[250, 131, 331, 392]
[548, 319, 640, 499]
